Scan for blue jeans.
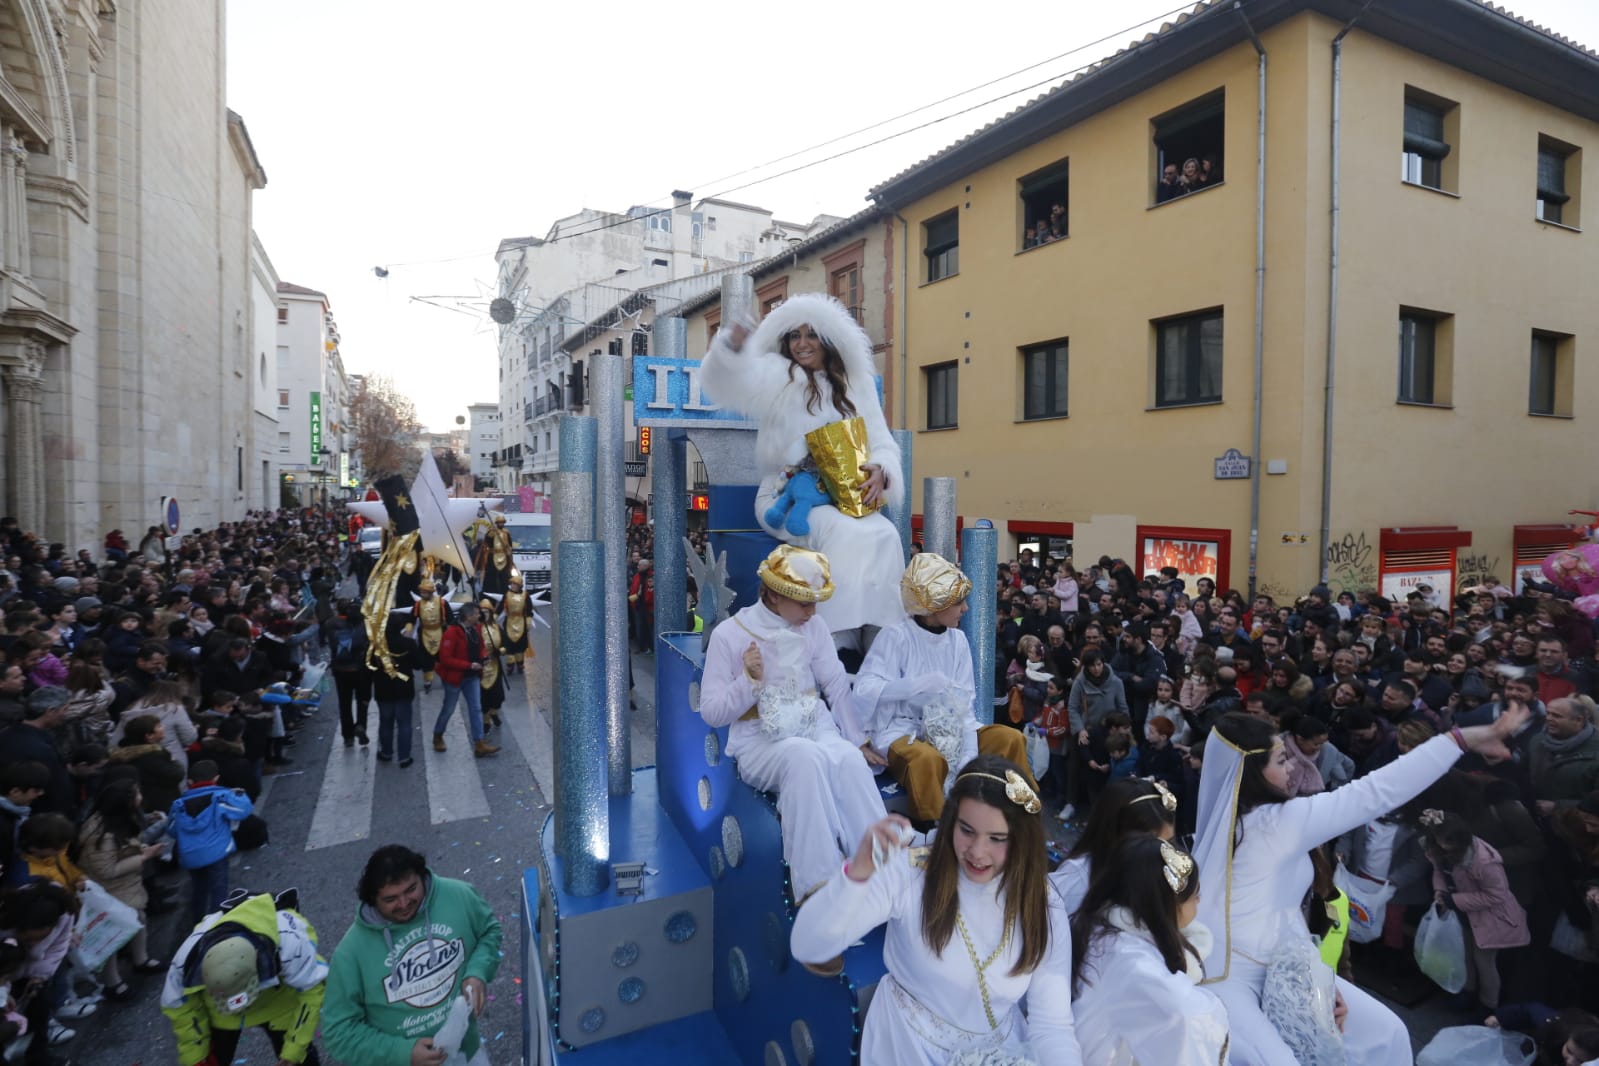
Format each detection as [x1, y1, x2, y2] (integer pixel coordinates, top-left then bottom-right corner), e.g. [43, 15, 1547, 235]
[376, 697, 414, 760]
[433, 677, 483, 742]
[189, 858, 230, 923]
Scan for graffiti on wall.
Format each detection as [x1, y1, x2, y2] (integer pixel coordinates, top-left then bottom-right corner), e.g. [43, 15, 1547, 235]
[1325, 531, 1376, 593]
[1456, 552, 1501, 593]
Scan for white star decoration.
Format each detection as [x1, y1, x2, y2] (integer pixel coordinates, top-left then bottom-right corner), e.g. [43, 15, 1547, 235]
[345, 452, 502, 575]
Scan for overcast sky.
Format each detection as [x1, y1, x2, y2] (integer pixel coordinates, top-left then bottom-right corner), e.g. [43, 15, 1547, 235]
[227, 0, 1599, 432]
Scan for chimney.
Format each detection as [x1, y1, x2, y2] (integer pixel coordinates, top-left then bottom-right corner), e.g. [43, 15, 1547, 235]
[670, 190, 692, 207]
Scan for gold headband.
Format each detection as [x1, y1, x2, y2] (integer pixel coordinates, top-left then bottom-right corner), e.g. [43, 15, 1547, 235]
[955, 769, 1042, 815]
[1214, 731, 1269, 757]
[1160, 840, 1195, 894]
[1130, 779, 1178, 812]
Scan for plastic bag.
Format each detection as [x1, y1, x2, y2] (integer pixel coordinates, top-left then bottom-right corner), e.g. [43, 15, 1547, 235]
[431, 994, 474, 1066]
[1261, 935, 1346, 1066]
[300, 662, 328, 697]
[1021, 724, 1051, 779]
[1414, 903, 1468, 993]
[1333, 861, 1395, 944]
[1417, 1025, 1535, 1066]
[1551, 911, 1599, 963]
[1354, 818, 1400, 881]
[73, 880, 142, 971]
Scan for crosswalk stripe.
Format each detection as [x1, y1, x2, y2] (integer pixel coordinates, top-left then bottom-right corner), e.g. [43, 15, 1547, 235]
[304, 728, 378, 851]
[498, 673, 554, 803]
[424, 697, 492, 825]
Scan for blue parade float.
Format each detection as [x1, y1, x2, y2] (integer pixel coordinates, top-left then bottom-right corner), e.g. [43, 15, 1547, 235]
[521, 337, 999, 1066]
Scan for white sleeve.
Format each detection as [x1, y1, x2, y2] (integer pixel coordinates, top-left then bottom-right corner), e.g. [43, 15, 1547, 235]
[698, 625, 758, 729]
[1022, 895, 1082, 1064]
[853, 626, 907, 735]
[699, 329, 775, 416]
[859, 398, 904, 509]
[1277, 734, 1461, 850]
[789, 852, 911, 965]
[811, 619, 867, 746]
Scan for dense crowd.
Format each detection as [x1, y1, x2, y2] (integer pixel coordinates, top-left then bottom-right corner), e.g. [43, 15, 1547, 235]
[994, 549, 1599, 1051]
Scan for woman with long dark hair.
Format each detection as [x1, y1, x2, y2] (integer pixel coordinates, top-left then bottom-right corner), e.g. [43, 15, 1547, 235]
[700, 293, 905, 657]
[1052, 777, 1176, 914]
[790, 754, 1080, 1064]
[1193, 706, 1528, 1064]
[76, 779, 164, 997]
[1070, 835, 1229, 1064]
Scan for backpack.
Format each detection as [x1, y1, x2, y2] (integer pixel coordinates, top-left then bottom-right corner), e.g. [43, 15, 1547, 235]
[330, 624, 363, 672]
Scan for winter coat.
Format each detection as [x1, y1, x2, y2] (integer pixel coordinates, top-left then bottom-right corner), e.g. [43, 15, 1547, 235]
[63, 677, 116, 742]
[110, 700, 198, 772]
[1432, 838, 1530, 950]
[1529, 728, 1599, 807]
[76, 813, 149, 910]
[110, 742, 185, 814]
[167, 784, 253, 870]
[198, 736, 260, 801]
[435, 623, 484, 687]
[323, 872, 503, 1066]
[1067, 670, 1128, 734]
[371, 634, 419, 703]
[1314, 740, 1356, 790]
[161, 892, 327, 1065]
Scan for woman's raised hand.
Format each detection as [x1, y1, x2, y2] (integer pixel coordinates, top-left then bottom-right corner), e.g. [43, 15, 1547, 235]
[725, 323, 750, 353]
[847, 814, 913, 882]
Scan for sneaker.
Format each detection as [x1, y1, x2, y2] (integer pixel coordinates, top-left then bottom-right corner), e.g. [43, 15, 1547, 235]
[1056, 804, 1075, 823]
[47, 1020, 76, 1045]
[473, 739, 499, 758]
[54, 997, 97, 1020]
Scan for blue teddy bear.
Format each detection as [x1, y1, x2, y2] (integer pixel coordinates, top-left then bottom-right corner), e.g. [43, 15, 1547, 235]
[763, 470, 832, 538]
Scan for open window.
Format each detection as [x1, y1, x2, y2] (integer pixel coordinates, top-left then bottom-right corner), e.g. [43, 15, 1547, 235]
[1402, 87, 1458, 193]
[1019, 159, 1069, 249]
[1152, 90, 1225, 204]
[923, 210, 959, 283]
[1537, 135, 1581, 227]
[1397, 307, 1453, 406]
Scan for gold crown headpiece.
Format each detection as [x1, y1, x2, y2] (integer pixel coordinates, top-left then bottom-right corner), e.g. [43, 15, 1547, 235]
[1130, 779, 1178, 812]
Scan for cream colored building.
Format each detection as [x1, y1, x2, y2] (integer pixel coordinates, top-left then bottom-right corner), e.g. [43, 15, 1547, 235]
[0, 0, 272, 544]
[868, 0, 1599, 599]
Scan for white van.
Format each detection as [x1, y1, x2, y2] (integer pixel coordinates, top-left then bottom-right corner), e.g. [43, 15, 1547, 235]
[503, 512, 552, 590]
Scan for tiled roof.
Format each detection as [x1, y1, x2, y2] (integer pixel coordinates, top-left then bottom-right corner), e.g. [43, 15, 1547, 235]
[276, 281, 326, 298]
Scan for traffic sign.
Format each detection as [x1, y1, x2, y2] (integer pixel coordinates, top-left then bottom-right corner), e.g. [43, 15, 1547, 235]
[163, 496, 181, 535]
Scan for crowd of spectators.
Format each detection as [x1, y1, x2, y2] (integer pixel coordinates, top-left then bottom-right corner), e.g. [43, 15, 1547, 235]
[0, 508, 350, 1063]
[993, 547, 1599, 1036]
[1155, 154, 1222, 202]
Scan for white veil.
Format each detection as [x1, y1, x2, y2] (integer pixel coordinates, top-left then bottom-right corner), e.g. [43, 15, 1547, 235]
[1191, 725, 1268, 985]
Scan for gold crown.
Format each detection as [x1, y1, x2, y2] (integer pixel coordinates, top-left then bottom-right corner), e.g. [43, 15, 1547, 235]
[900, 552, 972, 617]
[757, 545, 834, 604]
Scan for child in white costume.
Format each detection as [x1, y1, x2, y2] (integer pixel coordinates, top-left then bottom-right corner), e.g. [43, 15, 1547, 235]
[855, 552, 1034, 823]
[697, 545, 886, 909]
[698, 293, 905, 647]
[791, 755, 1081, 1066]
[1192, 707, 1530, 1065]
[1070, 834, 1231, 1065]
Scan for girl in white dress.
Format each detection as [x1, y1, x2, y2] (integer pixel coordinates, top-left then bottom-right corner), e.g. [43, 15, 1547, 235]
[1193, 707, 1529, 1065]
[1051, 778, 1176, 915]
[1071, 835, 1231, 1065]
[699, 293, 905, 654]
[790, 755, 1082, 1065]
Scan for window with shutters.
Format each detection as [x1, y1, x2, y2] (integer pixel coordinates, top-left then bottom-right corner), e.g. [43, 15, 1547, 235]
[923, 210, 959, 283]
[1401, 89, 1458, 192]
[1536, 135, 1581, 227]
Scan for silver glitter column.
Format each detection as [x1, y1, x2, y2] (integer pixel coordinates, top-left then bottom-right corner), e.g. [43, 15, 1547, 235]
[594, 345, 631, 796]
[722, 272, 755, 327]
[556, 539, 610, 896]
[923, 477, 958, 563]
[885, 429, 913, 559]
[551, 416, 598, 839]
[961, 520, 999, 725]
[652, 318, 687, 637]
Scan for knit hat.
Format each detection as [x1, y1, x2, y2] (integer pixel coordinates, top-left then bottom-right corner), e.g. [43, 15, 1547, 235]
[201, 936, 260, 1014]
[75, 596, 101, 613]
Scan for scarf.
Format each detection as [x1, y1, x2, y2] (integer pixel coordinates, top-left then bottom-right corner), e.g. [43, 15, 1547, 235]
[1542, 723, 1595, 755]
[1104, 905, 1212, 984]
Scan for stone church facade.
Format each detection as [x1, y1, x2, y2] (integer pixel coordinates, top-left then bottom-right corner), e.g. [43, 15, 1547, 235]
[0, 0, 270, 547]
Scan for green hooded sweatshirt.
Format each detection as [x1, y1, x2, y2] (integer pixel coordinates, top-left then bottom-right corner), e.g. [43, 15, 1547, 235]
[322, 871, 503, 1066]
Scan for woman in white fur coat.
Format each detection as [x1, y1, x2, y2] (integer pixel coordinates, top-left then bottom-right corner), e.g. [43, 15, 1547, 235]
[699, 293, 906, 650]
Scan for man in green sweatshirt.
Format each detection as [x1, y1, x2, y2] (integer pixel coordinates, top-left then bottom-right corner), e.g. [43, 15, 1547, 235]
[323, 844, 503, 1066]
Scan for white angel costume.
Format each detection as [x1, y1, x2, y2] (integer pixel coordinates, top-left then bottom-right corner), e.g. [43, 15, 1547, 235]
[698, 598, 884, 899]
[1193, 732, 1467, 1064]
[1072, 909, 1231, 1065]
[790, 850, 1081, 1066]
[698, 293, 906, 636]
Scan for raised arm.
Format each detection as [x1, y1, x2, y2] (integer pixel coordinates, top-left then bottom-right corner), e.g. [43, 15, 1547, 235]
[790, 818, 911, 965]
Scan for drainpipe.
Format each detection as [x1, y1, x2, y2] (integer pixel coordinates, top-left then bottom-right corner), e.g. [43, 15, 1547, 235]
[1236, 2, 1267, 599]
[1320, 2, 1377, 580]
[895, 212, 910, 430]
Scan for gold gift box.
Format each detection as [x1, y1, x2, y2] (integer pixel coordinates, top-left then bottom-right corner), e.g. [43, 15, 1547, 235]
[805, 416, 882, 518]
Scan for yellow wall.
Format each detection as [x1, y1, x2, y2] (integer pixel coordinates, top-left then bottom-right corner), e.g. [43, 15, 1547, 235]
[892, 11, 1599, 596]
